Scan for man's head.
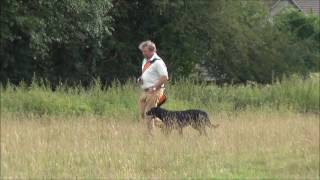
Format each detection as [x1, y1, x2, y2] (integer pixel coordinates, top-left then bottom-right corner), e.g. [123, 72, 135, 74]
[139, 40, 156, 59]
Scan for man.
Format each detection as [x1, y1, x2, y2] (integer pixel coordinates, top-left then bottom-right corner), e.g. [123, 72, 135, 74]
[138, 40, 168, 135]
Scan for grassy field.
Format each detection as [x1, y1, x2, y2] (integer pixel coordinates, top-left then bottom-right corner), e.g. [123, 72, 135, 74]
[1, 76, 319, 179]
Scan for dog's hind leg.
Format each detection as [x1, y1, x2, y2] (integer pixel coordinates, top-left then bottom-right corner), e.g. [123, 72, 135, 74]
[178, 128, 183, 136]
[162, 126, 172, 136]
[202, 127, 208, 136]
[197, 126, 208, 136]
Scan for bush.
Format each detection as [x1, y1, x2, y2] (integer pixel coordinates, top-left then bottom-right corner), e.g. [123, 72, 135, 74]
[1, 75, 319, 119]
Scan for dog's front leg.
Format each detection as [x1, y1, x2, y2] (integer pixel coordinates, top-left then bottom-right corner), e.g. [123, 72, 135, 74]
[198, 126, 208, 136]
[147, 118, 155, 136]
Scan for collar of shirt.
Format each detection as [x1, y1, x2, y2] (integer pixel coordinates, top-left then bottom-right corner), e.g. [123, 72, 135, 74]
[145, 53, 160, 62]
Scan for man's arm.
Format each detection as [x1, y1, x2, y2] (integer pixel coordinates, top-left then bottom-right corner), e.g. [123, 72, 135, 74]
[153, 76, 168, 90]
[151, 60, 168, 91]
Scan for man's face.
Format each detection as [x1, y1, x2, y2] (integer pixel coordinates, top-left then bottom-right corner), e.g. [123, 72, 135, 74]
[142, 47, 154, 59]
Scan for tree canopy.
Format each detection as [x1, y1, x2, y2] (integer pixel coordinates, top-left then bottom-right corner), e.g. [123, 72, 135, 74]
[1, 0, 319, 86]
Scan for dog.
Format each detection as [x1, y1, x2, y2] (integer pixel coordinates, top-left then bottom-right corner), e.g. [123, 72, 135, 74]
[146, 107, 219, 136]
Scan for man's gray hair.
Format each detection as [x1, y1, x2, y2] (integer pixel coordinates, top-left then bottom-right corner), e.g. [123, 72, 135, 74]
[138, 40, 157, 52]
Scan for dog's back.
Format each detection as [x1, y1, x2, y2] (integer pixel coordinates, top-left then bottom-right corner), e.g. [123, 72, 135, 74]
[159, 109, 215, 128]
[184, 110, 215, 127]
[147, 107, 219, 136]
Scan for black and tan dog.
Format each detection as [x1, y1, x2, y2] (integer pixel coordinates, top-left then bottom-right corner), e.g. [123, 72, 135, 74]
[147, 107, 219, 136]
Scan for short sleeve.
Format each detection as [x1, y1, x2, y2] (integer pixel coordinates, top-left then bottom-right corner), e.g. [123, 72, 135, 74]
[155, 60, 168, 78]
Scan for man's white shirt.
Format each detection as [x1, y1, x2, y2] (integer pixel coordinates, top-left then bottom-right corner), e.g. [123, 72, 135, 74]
[141, 53, 168, 89]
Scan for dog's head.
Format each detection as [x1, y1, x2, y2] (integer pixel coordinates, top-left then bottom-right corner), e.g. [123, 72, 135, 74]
[146, 107, 161, 117]
[147, 107, 165, 128]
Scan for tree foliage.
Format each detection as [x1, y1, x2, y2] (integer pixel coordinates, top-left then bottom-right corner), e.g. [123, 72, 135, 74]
[0, 0, 319, 86]
[275, 9, 320, 72]
[0, 0, 113, 85]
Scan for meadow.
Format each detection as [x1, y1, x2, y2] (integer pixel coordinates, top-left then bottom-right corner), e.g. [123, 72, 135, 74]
[1, 76, 319, 179]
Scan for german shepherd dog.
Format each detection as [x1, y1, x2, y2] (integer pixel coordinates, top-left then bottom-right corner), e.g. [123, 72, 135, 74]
[147, 107, 219, 136]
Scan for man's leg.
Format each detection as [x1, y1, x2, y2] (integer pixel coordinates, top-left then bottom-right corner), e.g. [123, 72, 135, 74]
[144, 91, 160, 135]
[139, 93, 147, 120]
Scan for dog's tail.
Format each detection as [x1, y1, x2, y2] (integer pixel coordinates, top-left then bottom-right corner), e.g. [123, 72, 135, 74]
[207, 122, 220, 129]
[205, 115, 219, 129]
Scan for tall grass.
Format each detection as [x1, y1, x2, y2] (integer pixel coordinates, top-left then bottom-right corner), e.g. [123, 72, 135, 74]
[1, 75, 319, 119]
[1, 75, 319, 179]
[1, 111, 319, 179]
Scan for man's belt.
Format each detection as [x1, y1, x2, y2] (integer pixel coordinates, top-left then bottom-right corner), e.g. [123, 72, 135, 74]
[143, 86, 165, 92]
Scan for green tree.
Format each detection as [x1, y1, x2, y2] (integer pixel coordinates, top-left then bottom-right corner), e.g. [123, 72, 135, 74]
[1, 0, 318, 86]
[178, 0, 318, 83]
[101, 0, 201, 83]
[0, 0, 113, 85]
[274, 9, 320, 72]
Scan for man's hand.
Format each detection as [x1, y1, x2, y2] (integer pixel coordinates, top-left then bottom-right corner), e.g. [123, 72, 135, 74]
[149, 86, 157, 92]
[137, 77, 143, 85]
[153, 76, 168, 90]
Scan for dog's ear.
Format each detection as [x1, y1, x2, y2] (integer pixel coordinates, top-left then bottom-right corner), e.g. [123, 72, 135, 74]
[154, 107, 162, 115]
[147, 107, 157, 115]
[146, 109, 152, 115]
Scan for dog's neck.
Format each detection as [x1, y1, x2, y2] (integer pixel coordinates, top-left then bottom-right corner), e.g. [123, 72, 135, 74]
[157, 107, 167, 112]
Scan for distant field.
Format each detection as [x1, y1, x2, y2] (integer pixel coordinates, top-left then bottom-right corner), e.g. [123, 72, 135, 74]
[1, 76, 319, 179]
